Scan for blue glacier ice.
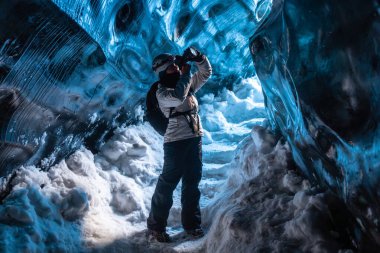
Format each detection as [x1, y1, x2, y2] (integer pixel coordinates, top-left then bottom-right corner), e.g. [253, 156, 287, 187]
[0, 0, 266, 174]
[251, 0, 380, 246]
[1, 0, 380, 251]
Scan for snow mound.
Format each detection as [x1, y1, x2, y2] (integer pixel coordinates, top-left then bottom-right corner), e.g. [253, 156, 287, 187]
[0, 123, 164, 252]
[202, 126, 357, 253]
[200, 76, 266, 143]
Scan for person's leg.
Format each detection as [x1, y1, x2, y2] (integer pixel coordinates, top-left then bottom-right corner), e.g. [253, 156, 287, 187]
[181, 137, 202, 231]
[147, 140, 184, 232]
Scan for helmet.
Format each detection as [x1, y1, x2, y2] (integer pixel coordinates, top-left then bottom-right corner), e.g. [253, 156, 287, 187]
[152, 53, 175, 76]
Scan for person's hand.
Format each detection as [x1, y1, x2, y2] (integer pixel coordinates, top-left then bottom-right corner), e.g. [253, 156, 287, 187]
[183, 47, 204, 62]
[181, 63, 191, 74]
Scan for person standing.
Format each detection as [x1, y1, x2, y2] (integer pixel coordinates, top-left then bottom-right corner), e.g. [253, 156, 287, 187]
[147, 47, 212, 242]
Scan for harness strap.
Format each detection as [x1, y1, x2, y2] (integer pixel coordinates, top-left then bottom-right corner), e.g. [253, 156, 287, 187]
[169, 109, 198, 134]
[166, 89, 198, 134]
[169, 109, 195, 118]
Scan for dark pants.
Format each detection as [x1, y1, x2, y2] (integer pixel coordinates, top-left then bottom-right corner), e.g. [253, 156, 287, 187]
[147, 136, 202, 232]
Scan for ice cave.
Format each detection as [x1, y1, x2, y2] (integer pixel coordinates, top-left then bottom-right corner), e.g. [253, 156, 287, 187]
[0, 0, 379, 252]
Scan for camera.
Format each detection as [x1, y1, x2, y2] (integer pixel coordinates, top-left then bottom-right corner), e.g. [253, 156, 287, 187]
[174, 47, 199, 68]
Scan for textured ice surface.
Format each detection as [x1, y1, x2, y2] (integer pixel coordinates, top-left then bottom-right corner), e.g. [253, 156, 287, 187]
[250, 0, 380, 246]
[50, 0, 262, 85]
[0, 0, 269, 174]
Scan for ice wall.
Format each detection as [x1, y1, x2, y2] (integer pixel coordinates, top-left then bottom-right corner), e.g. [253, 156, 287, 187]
[0, 0, 130, 175]
[250, 0, 380, 245]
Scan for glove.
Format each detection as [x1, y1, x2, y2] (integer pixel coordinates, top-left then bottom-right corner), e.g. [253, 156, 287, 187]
[183, 47, 204, 62]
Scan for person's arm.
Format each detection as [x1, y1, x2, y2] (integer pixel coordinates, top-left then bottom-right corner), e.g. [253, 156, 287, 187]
[156, 68, 192, 108]
[190, 55, 212, 93]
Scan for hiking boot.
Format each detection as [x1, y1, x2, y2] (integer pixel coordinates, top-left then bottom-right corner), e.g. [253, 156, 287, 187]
[147, 229, 172, 243]
[185, 228, 205, 238]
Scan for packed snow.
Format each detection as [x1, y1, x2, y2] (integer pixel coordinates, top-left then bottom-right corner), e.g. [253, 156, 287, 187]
[203, 126, 356, 253]
[0, 77, 263, 251]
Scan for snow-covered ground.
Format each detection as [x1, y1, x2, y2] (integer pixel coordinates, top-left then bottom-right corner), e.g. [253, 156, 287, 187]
[0, 77, 356, 252]
[202, 126, 357, 253]
[0, 76, 264, 252]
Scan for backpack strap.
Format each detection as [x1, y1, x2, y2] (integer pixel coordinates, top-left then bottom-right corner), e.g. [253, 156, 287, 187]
[169, 107, 175, 117]
[169, 109, 198, 134]
[166, 88, 198, 134]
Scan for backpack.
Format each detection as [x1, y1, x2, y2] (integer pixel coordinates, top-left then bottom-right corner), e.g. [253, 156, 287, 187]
[145, 81, 168, 136]
[145, 82, 197, 136]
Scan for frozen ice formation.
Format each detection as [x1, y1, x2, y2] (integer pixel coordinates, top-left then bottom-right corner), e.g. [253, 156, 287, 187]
[1, 0, 380, 251]
[250, 0, 380, 246]
[0, 0, 267, 174]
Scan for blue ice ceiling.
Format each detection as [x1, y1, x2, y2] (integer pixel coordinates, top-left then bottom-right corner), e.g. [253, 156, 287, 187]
[0, 0, 270, 174]
[51, 0, 269, 88]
